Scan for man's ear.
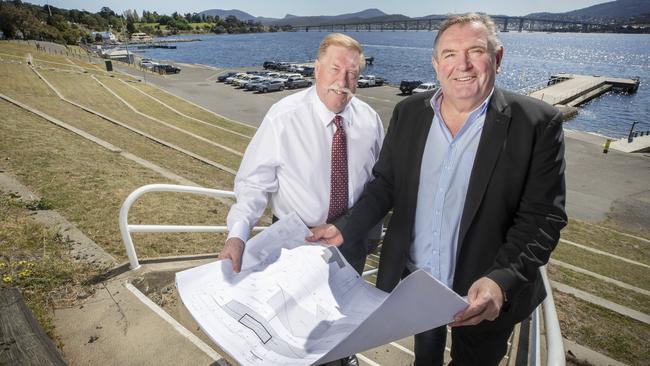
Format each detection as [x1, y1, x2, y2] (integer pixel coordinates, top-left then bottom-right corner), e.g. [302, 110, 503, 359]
[314, 59, 320, 81]
[495, 46, 504, 74]
[431, 55, 439, 76]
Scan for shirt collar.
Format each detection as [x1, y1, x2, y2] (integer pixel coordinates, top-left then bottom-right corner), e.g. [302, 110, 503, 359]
[430, 87, 494, 119]
[430, 87, 494, 141]
[311, 86, 354, 128]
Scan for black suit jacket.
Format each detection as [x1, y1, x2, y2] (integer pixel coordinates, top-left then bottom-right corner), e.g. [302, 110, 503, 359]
[336, 88, 567, 330]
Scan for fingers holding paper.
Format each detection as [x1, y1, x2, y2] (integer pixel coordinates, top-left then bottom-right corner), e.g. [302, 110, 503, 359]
[219, 237, 245, 273]
[450, 277, 504, 327]
[306, 224, 344, 246]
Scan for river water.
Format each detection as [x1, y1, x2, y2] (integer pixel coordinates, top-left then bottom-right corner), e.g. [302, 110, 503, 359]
[139, 31, 650, 138]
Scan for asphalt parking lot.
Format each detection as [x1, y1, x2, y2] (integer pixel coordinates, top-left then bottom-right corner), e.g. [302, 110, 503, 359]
[116, 61, 410, 128]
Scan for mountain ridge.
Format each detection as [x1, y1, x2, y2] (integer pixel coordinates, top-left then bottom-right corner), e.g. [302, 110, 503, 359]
[199, 1, 650, 26]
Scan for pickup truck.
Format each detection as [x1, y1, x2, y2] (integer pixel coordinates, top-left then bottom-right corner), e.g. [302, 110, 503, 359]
[357, 75, 384, 88]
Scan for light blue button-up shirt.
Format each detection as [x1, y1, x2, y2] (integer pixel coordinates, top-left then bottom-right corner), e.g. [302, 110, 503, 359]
[408, 88, 494, 287]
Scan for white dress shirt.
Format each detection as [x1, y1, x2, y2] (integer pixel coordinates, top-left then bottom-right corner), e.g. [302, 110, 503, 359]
[227, 86, 384, 242]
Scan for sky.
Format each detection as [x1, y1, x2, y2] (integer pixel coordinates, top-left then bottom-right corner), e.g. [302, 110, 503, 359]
[31, 0, 609, 18]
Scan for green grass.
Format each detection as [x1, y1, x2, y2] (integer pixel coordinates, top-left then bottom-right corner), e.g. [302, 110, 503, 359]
[555, 291, 650, 365]
[562, 219, 650, 265]
[129, 82, 256, 137]
[0, 63, 241, 174]
[93, 75, 246, 164]
[99, 76, 251, 152]
[552, 241, 650, 291]
[0, 193, 99, 339]
[0, 98, 231, 259]
[547, 263, 650, 314]
[0, 66, 233, 190]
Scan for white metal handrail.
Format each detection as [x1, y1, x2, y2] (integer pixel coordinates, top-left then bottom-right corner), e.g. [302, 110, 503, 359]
[119, 184, 564, 365]
[119, 183, 260, 270]
[530, 265, 566, 366]
[119, 184, 375, 279]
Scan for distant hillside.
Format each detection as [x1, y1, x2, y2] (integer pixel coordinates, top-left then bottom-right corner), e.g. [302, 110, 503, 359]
[198, 9, 256, 21]
[527, 0, 650, 20]
[198, 2, 650, 29]
[268, 8, 390, 26]
[198, 9, 277, 24]
[197, 8, 391, 26]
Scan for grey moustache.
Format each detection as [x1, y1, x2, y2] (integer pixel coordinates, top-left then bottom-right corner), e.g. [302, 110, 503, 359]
[328, 85, 354, 96]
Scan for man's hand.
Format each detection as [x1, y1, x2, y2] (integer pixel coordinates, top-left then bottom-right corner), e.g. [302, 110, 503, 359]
[450, 277, 505, 327]
[219, 237, 245, 273]
[305, 224, 344, 246]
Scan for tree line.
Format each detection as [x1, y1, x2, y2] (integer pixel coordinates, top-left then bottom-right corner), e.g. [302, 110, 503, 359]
[0, 1, 275, 46]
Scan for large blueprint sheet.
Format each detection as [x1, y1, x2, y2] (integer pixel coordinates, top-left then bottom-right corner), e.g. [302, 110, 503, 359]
[176, 213, 468, 365]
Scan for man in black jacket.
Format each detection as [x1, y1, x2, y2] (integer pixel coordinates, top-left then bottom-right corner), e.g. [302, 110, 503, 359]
[308, 13, 567, 365]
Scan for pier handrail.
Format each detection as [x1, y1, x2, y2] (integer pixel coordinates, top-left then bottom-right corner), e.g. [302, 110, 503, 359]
[119, 184, 565, 364]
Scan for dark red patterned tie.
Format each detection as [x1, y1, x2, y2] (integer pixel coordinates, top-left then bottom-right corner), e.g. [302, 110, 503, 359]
[327, 115, 348, 223]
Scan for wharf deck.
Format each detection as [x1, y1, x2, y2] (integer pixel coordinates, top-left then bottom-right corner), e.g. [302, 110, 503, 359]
[528, 73, 639, 107]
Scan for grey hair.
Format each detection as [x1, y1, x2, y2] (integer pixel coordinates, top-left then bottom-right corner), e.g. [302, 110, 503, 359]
[317, 33, 366, 71]
[433, 13, 502, 59]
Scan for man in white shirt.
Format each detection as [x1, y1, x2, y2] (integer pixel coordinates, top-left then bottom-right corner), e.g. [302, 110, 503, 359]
[220, 33, 385, 276]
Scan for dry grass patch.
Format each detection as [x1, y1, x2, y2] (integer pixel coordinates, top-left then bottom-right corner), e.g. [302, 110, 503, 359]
[130, 82, 256, 137]
[555, 291, 650, 365]
[547, 264, 650, 314]
[562, 219, 649, 265]
[0, 99, 230, 260]
[0, 192, 100, 341]
[95, 75, 250, 154]
[552, 242, 650, 291]
[0, 64, 241, 173]
[0, 64, 233, 190]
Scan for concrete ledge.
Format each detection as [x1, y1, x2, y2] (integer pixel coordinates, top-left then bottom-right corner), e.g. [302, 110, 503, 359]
[610, 135, 650, 153]
[564, 338, 627, 366]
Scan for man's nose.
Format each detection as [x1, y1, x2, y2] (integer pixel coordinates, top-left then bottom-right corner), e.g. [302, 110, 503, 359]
[336, 71, 349, 86]
[456, 52, 472, 70]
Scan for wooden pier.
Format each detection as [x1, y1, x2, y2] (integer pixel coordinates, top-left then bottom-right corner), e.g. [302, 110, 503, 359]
[528, 73, 639, 108]
[529, 74, 647, 153]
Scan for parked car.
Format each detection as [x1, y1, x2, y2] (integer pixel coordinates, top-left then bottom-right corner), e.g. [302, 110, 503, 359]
[357, 75, 385, 87]
[239, 76, 263, 89]
[273, 75, 290, 86]
[233, 74, 254, 88]
[412, 82, 437, 94]
[286, 76, 312, 89]
[246, 77, 270, 91]
[217, 71, 238, 82]
[139, 58, 155, 68]
[153, 64, 181, 74]
[225, 73, 246, 84]
[300, 66, 314, 77]
[263, 61, 277, 69]
[399, 80, 423, 94]
[275, 62, 290, 71]
[258, 79, 285, 93]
